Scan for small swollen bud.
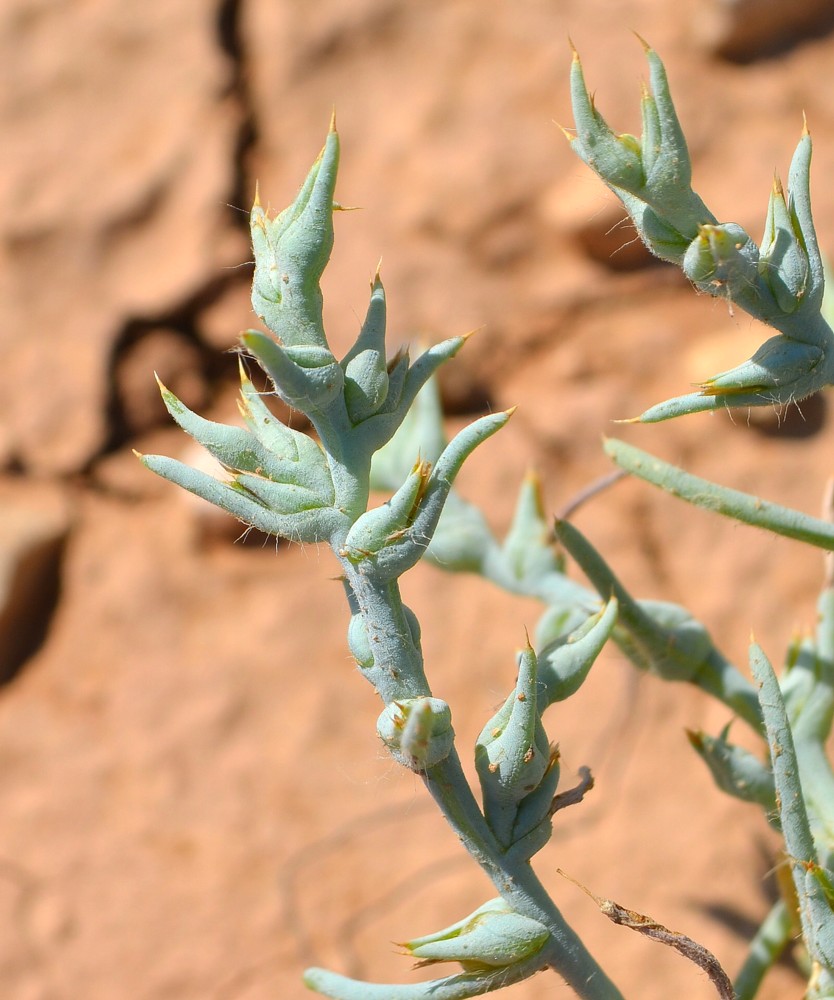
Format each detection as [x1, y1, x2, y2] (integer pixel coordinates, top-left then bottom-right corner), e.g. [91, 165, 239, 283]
[343, 350, 389, 425]
[475, 645, 551, 847]
[682, 223, 760, 297]
[341, 460, 429, 563]
[352, 335, 470, 460]
[341, 273, 390, 424]
[759, 175, 809, 314]
[401, 897, 550, 969]
[377, 697, 454, 771]
[347, 613, 374, 669]
[347, 602, 421, 669]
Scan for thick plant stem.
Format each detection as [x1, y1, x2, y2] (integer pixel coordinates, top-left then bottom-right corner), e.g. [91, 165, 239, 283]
[423, 752, 624, 999]
[340, 562, 623, 998]
[341, 564, 431, 703]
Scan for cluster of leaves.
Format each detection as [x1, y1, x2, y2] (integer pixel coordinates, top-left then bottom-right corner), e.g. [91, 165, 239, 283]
[141, 46, 834, 1000]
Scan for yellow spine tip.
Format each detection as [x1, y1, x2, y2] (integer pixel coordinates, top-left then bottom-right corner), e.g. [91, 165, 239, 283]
[252, 180, 261, 208]
[632, 30, 651, 53]
[504, 405, 518, 418]
[329, 107, 337, 133]
[555, 121, 576, 142]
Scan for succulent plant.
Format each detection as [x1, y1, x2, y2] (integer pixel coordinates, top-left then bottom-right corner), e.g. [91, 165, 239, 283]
[141, 47, 834, 1000]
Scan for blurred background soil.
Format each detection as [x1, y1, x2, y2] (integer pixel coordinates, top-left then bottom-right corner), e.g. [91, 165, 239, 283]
[4, 1, 834, 997]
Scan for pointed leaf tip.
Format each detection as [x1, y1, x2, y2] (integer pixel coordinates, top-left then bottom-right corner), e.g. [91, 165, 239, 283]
[154, 372, 172, 398]
[459, 327, 481, 344]
[632, 30, 651, 53]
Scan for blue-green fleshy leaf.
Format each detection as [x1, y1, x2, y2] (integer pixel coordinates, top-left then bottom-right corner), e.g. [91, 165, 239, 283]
[249, 125, 338, 348]
[139, 454, 346, 543]
[159, 377, 335, 505]
[750, 644, 834, 974]
[605, 438, 834, 551]
[553, 517, 762, 729]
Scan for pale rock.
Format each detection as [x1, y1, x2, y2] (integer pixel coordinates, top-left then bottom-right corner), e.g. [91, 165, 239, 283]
[0, 0, 244, 473]
[114, 328, 207, 436]
[699, 0, 834, 61]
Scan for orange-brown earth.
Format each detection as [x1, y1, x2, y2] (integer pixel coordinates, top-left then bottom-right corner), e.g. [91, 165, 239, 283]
[3, 2, 834, 997]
